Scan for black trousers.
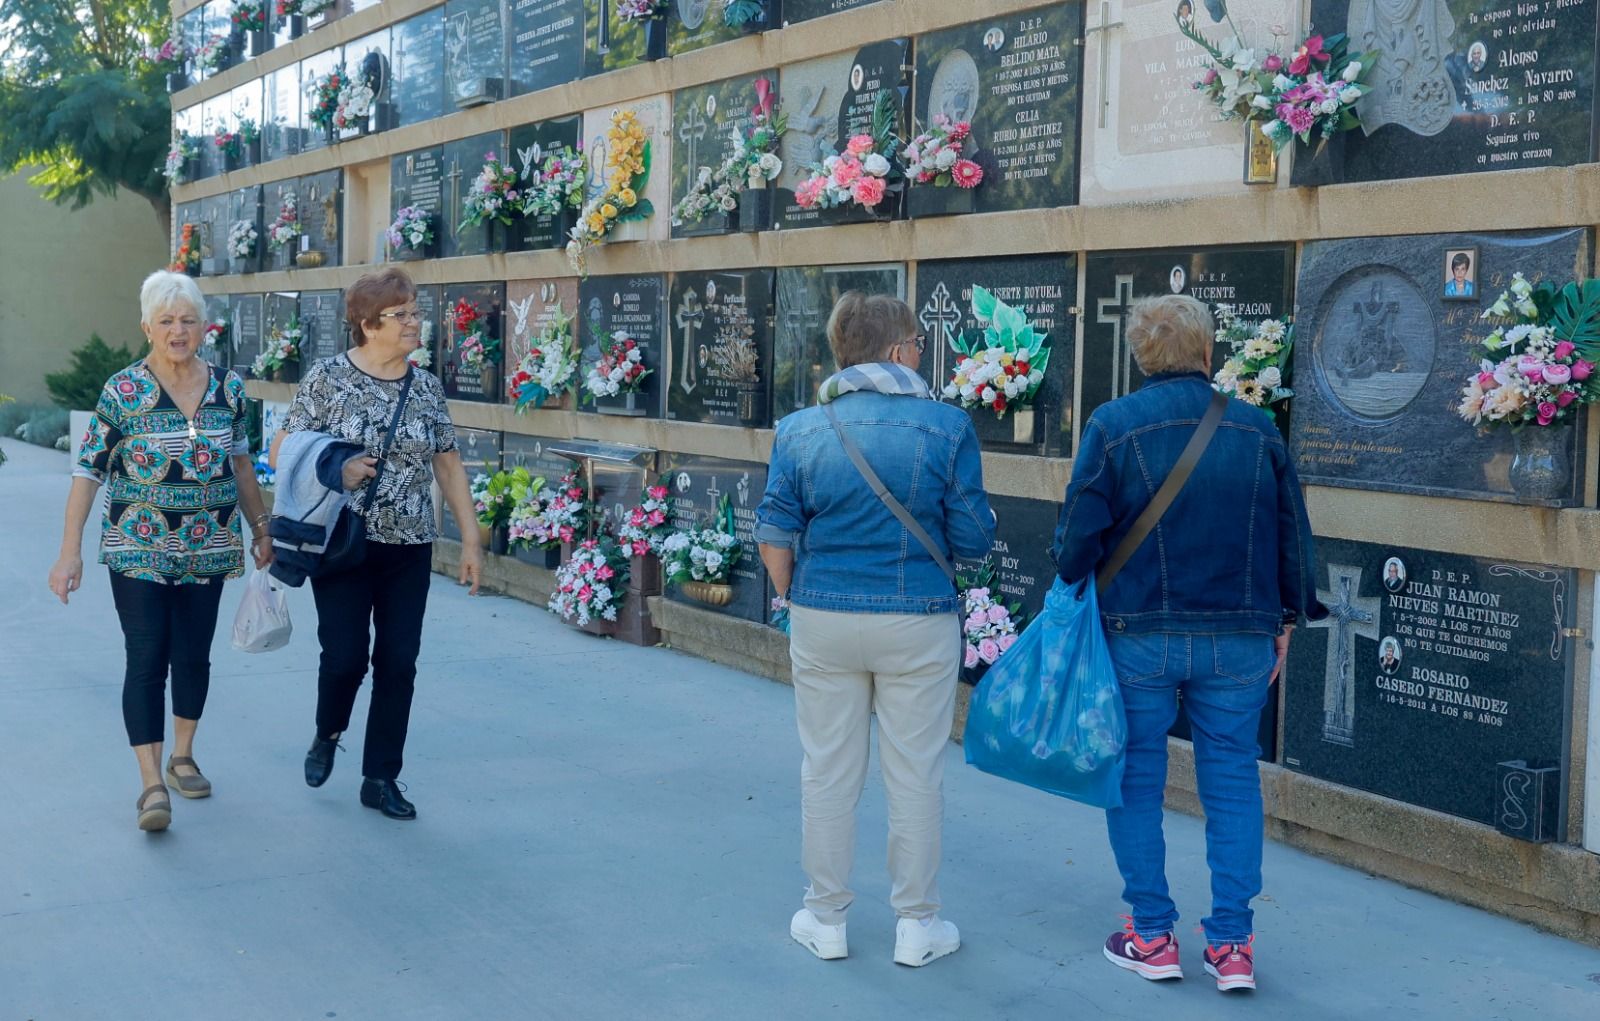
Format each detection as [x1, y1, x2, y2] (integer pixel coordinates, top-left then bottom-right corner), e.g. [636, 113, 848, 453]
[108, 571, 226, 747]
[309, 541, 432, 780]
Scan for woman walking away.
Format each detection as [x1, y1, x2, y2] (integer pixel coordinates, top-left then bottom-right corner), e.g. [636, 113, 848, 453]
[48, 269, 273, 831]
[1052, 294, 1323, 992]
[272, 267, 482, 821]
[757, 292, 995, 967]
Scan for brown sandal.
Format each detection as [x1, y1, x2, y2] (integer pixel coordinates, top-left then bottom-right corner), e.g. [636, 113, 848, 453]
[137, 784, 171, 831]
[165, 756, 212, 799]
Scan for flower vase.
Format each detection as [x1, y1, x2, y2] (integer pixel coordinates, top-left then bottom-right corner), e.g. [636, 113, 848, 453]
[393, 239, 429, 262]
[680, 580, 734, 607]
[249, 30, 269, 58]
[182, 262, 202, 278]
[323, 123, 337, 147]
[223, 149, 244, 173]
[491, 526, 510, 556]
[1509, 426, 1572, 505]
[295, 249, 325, 268]
[630, 554, 661, 596]
[737, 187, 772, 233]
[597, 390, 647, 417]
[477, 523, 493, 550]
[479, 363, 499, 398]
[1290, 130, 1345, 188]
[245, 136, 262, 165]
[231, 255, 256, 276]
[287, 15, 305, 39]
[907, 185, 977, 219]
[278, 361, 301, 384]
[643, 17, 669, 61]
[183, 155, 202, 184]
[542, 546, 562, 569]
[971, 406, 1040, 451]
[167, 71, 189, 93]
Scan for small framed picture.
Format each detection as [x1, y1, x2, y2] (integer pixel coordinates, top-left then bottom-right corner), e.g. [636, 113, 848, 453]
[1443, 247, 1479, 301]
[1379, 637, 1403, 675]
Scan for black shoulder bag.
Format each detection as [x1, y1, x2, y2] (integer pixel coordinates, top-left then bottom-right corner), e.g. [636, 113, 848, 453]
[319, 369, 415, 576]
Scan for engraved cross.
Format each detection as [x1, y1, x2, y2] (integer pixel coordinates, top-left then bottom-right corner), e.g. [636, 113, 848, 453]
[1096, 273, 1136, 397]
[1084, 0, 1125, 129]
[1309, 566, 1381, 748]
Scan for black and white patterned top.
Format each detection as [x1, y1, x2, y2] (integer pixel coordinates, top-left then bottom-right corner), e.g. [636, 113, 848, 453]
[283, 354, 458, 545]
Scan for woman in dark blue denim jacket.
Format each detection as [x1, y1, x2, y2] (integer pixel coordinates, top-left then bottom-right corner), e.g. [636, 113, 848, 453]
[1053, 294, 1323, 993]
[757, 293, 995, 969]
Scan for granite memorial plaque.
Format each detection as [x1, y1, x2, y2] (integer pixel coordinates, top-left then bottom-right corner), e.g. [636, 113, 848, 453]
[670, 72, 778, 238]
[1082, 245, 1294, 424]
[230, 80, 264, 169]
[956, 493, 1056, 619]
[203, 295, 232, 370]
[442, 282, 506, 403]
[772, 263, 906, 420]
[227, 186, 263, 274]
[262, 180, 297, 272]
[392, 9, 448, 128]
[578, 274, 667, 418]
[1283, 538, 1576, 832]
[503, 433, 576, 565]
[580, 95, 671, 243]
[1293, 0, 1599, 185]
[299, 290, 345, 363]
[506, 277, 582, 404]
[668, 0, 751, 57]
[582, 0, 656, 75]
[509, 0, 585, 96]
[298, 46, 343, 154]
[197, 95, 226, 180]
[198, 193, 229, 276]
[1290, 228, 1590, 505]
[295, 169, 344, 268]
[264, 63, 301, 164]
[508, 116, 582, 249]
[390, 146, 446, 259]
[444, 427, 505, 542]
[441, 131, 506, 259]
[263, 290, 301, 378]
[175, 201, 202, 271]
[915, 254, 1076, 456]
[912, 4, 1084, 214]
[776, 39, 911, 229]
[783, 0, 883, 23]
[666, 270, 776, 427]
[445, 0, 507, 108]
[231, 293, 264, 377]
[660, 453, 771, 623]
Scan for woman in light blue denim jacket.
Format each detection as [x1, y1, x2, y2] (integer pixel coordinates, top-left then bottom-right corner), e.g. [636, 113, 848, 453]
[757, 292, 995, 969]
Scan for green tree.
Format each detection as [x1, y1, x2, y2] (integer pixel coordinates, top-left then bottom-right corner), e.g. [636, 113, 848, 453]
[0, 0, 173, 230]
[45, 334, 138, 410]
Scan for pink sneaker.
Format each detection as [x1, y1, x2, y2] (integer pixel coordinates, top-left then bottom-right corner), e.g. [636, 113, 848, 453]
[1102, 920, 1183, 981]
[1203, 938, 1256, 992]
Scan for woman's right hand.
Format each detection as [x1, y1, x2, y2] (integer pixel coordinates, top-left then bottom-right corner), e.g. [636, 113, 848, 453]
[48, 555, 83, 605]
[342, 455, 379, 491]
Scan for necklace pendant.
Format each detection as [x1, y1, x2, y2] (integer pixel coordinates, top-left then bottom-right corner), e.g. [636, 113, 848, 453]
[188, 422, 198, 440]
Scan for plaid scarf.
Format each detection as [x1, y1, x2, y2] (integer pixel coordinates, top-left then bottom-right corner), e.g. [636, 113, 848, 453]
[816, 362, 933, 405]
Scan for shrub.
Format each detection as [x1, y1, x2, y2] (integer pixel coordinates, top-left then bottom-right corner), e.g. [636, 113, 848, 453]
[44, 334, 138, 411]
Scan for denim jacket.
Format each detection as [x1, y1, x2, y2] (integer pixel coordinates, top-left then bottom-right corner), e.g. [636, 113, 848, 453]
[756, 390, 996, 614]
[1053, 373, 1324, 636]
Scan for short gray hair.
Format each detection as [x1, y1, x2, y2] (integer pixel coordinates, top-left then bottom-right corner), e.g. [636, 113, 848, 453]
[140, 270, 206, 324]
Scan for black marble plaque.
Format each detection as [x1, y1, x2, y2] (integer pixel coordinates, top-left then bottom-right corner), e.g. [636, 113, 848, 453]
[442, 282, 506, 403]
[262, 179, 296, 272]
[509, 0, 585, 96]
[912, 4, 1083, 213]
[299, 290, 345, 363]
[1284, 538, 1576, 832]
[660, 453, 770, 623]
[296, 169, 343, 268]
[264, 64, 301, 163]
[671, 72, 778, 239]
[783, 0, 882, 22]
[1290, 228, 1590, 505]
[668, 0, 750, 57]
[445, 0, 507, 108]
[230, 294, 264, 377]
[578, 274, 668, 419]
[197, 96, 225, 180]
[440, 132, 506, 259]
[772, 263, 906, 421]
[175, 201, 202, 271]
[1082, 246, 1294, 426]
[444, 427, 506, 542]
[776, 38, 911, 229]
[390, 146, 447, 256]
[582, 0, 654, 75]
[199, 193, 230, 276]
[507, 117, 582, 249]
[1292, 0, 1599, 186]
[666, 270, 775, 427]
[392, 9, 448, 128]
[227, 186, 263, 274]
[915, 254, 1076, 457]
[955, 493, 1055, 622]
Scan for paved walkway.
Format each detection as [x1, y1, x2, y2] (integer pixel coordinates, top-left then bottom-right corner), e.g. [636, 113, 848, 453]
[3, 438, 1599, 1020]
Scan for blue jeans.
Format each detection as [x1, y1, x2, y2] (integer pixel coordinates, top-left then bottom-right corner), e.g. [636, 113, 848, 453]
[1103, 632, 1274, 947]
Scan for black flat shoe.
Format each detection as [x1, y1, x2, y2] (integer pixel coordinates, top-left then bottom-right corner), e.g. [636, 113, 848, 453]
[304, 734, 340, 788]
[360, 778, 416, 821]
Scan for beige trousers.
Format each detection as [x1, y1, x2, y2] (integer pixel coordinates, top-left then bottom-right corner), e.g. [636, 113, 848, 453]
[788, 605, 961, 924]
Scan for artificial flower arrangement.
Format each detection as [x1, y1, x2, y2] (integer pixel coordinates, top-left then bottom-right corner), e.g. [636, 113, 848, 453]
[673, 88, 788, 228]
[143, 31, 187, 68]
[508, 308, 580, 411]
[213, 126, 245, 162]
[227, 219, 258, 260]
[230, 0, 266, 34]
[406, 344, 432, 369]
[452, 297, 499, 374]
[583, 332, 651, 400]
[252, 317, 302, 378]
[520, 470, 589, 549]
[334, 69, 377, 133]
[386, 205, 434, 254]
[958, 559, 1026, 673]
[522, 145, 588, 220]
[794, 90, 901, 214]
[567, 109, 654, 272]
[672, 165, 742, 227]
[306, 66, 345, 135]
[460, 151, 522, 231]
[1180, 14, 1374, 152]
[617, 485, 674, 557]
[941, 285, 1050, 419]
[1457, 274, 1600, 430]
[660, 497, 743, 587]
[1211, 304, 1294, 417]
[274, 0, 303, 15]
[506, 473, 559, 552]
[904, 114, 984, 190]
[300, 0, 335, 15]
[616, 0, 670, 21]
[720, 0, 770, 28]
[549, 538, 632, 627]
[267, 192, 301, 252]
[204, 314, 230, 349]
[471, 470, 515, 532]
[196, 34, 232, 73]
[170, 223, 202, 274]
[163, 136, 199, 184]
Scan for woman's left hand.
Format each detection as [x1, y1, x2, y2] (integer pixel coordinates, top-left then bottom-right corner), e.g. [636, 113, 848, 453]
[459, 542, 482, 596]
[251, 534, 274, 570]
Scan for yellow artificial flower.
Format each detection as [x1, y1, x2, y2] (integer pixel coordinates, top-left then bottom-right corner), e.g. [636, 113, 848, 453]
[587, 214, 606, 233]
[601, 203, 619, 219]
[629, 126, 644, 141]
[619, 188, 637, 207]
[1000, 354, 1014, 367]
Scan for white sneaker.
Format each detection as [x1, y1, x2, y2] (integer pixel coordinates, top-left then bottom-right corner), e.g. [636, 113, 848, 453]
[790, 908, 848, 960]
[894, 915, 961, 967]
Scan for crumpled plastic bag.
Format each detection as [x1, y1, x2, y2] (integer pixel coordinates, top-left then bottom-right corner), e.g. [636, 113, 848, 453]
[231, 568, 292, 653]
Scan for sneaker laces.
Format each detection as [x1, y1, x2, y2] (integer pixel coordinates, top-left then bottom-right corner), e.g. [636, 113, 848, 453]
[1120, 915, 1169, 951]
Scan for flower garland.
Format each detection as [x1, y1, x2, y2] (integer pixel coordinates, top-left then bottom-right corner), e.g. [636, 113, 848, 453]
[230, 0, 266, 34]
[204, 315, 230, 349]
[583, 332, 651, 400]
[905, 115, 984, 190]
[452, 297, 499, 373]
[1458, 274, 1600, 430]
[162, 136, 199, 184]
[523, 145, 588, 219]
[267, 192, 301, 252]
[567, 109, 654, 272]
[1212, 306, 1293, 416]
[942, 285, 1049, 418]
[460, 152, 522, 230]
[227, 219, 259, 260]
[661, 497, 742, 585]
[387, 206, 433, 252]
[170, 223, 201, 273]
[617, 485, 674, 557]
[253, 317, 301, 377]
[958, 560, 1024, 672]
[616, 0, 670, 21]
[549, 539, 632, 626]
[794, 90, 900, 212]
[306, 67, 344, 133]
[508, 307, 580, 411]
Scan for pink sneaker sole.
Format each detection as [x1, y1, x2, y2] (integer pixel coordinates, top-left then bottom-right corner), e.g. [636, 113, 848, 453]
[1103, 944, 1184, 980]
[1204, 961, 1257, 991]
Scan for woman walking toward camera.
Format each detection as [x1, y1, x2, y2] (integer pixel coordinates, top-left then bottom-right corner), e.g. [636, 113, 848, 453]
[757, 292, 995, 968]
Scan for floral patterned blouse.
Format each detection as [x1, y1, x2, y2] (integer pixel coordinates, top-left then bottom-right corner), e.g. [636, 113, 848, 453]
[282, 354, 458, 545]
[74, 361, 250, 584]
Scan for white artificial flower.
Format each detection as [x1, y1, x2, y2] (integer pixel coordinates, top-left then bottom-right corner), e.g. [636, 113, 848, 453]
[609, 366, 625, 382]
[627, 348, 642, 363]
[703, 552, 723, 572]
[863, 153, 890, 177]
[1319, 98, 1340, 115]
[980, 386, 996, 402]
[1339, 86, 1362, 104]
[758, 152, 783, 177]
[1342, 61, 1361, 82]
[1258, 366, 1282, 389]
[1257, 319, 1286, 341]
[1251, 94, 1273, 110]
[1273, 74, 1293, 91]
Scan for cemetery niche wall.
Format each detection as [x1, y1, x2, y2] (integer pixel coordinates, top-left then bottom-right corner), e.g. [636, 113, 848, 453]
[666, 270, 776, 428]
[772, 263, 906, 420]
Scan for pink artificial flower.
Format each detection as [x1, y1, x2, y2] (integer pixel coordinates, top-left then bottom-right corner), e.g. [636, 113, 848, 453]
[794, 177, 824, 208]
[578, 584, 594, 600]
[647, 510, 666, 526]
[966, 610, 988, 630]
[831, 158, 863, 186]
[596, 565, 615, 581]
[1285, 106, 1316, 135]
[1263, 54, 1283, 72]
[964, 644, 980, 669]
[1518, 355, 1546, 383]
[630, 509, 646, 526]
[1544, 363, 1573, 384]
[648, 485, 668, 499]
[1477, 371, 1496, 387]
[1288, 34, 1327, 75]
[1203, 68, 1219, 85]
[845, 134, 875, 157]
[951, 159, 984, 189]
[986, 604, 1009, 624]
[978, 638, 1000, 664]
[1557, 389, 1578, 407]
[1537, 401, 1559, 425]
[1553, 341, 1576, 360]
[997, 633, 1017, 652]
[1574, 359, 1594, 380]
[851, 175, 886, 207]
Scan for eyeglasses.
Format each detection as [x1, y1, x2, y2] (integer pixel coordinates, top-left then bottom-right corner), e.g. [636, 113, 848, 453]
[377, 309, 425, 324]
[897, 333, 926, 354]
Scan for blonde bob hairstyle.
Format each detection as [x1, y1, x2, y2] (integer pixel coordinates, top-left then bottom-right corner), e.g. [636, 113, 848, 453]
[139, 270, 206, 326]
[826, 291, 918, 369]
[1127, 294, 1215, 376]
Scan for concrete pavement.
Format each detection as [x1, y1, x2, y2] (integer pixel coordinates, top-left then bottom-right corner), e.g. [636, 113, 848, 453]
[3, 438, 1599, 1021]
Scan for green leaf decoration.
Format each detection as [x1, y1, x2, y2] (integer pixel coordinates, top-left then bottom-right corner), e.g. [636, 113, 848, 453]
[1550, 280, 1600, 360]
[972, 285, 998, 322]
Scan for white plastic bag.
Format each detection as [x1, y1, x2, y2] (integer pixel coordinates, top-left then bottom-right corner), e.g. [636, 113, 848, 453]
[232, 569, 292, 653]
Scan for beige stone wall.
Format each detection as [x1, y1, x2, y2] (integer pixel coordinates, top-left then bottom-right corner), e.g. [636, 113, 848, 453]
[0, 171, 168, 404]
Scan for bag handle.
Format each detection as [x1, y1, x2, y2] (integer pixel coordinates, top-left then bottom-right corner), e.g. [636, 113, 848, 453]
[823, 401, 957, 584]
[1096, 390, 1227, 595]
[362, 367, 414, 511]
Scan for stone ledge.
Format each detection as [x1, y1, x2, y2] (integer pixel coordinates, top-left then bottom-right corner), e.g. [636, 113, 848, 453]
[647, 595, 791, 683]
[433, 537, 555, 607]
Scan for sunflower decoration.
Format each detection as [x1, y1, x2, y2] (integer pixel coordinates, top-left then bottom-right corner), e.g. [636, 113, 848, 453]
[567, 109, 655, 276]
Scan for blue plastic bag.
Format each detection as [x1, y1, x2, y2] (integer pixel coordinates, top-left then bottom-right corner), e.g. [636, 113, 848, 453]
[963, 577, 1127, 808]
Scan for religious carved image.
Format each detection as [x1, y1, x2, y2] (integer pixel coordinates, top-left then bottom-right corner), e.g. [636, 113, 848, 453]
[1383, 556, 1408, 592]
[1348, 0, 1457, 138]
[1443, 247, 1478, 300]
[1314, 271, 1434, 421]
[1379, 636, 1402, 674]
